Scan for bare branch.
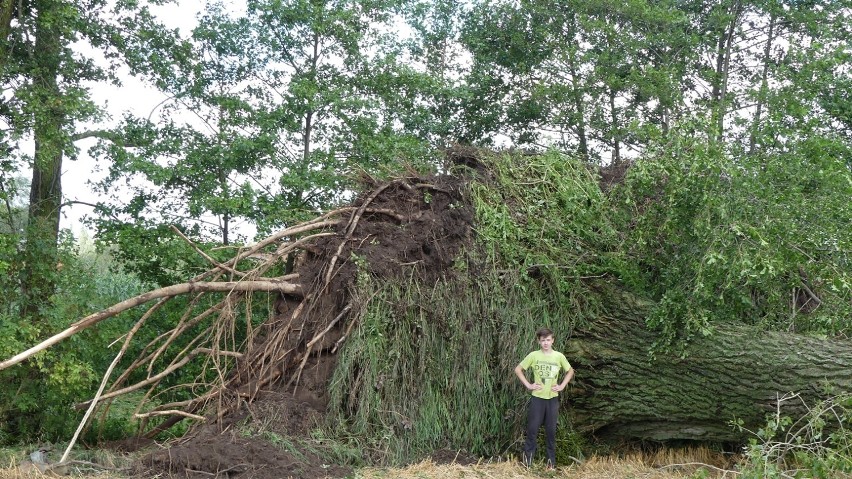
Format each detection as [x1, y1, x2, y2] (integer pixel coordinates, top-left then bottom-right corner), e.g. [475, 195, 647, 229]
[171, 225, 246, 278]
[135, 410, 206, 421]
[70, 130, 144, 147]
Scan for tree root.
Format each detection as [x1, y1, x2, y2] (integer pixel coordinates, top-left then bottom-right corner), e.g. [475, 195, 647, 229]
[0, 180, 423, 442]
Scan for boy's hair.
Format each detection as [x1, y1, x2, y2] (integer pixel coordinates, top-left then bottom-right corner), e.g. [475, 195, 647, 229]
[536, 328, 554, 340]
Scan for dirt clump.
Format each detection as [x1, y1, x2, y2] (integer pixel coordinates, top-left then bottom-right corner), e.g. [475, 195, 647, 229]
[427, 448, 481, 466]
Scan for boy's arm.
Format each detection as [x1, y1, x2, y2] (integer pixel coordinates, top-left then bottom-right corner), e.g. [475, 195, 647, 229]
[514, 364, 541, 391]
[552, 367, 574, 392]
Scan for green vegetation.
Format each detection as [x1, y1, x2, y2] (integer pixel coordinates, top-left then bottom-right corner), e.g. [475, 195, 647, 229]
[616, 123, 852, 351]
[0, 235, 149, 443]
[736, 394, 852, 478]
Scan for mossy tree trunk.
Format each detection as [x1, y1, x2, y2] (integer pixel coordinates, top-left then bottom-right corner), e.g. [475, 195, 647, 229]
[564, 294, 852, 442]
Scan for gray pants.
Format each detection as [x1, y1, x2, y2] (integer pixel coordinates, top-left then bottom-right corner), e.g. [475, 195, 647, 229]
[523, 396, 558, 466]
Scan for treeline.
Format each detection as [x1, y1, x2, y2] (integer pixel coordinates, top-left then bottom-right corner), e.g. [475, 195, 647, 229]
[0, 0, 850, 444]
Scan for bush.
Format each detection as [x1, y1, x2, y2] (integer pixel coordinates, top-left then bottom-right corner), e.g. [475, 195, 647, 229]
[735, 393, 852, 478]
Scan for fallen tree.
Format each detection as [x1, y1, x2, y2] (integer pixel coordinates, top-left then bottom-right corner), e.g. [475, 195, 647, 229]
[566, 289, 852, 442]
[2, 149, 851, 476]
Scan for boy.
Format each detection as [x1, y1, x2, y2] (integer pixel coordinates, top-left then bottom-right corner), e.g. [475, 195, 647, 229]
[514, 327, 574, 469]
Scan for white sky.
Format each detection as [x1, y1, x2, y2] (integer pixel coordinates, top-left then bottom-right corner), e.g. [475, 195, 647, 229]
[62, 0, 208, 236]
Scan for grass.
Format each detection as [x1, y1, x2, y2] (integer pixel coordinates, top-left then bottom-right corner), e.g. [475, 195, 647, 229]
[354, 447, 738, 479]
[0, 448, 736, 479]
[0, 445, 133, 479]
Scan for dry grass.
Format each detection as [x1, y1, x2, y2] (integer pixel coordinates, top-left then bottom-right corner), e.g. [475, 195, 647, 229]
[0, 450, 130, 479]
[0, 446, 739, 479]
[0, 471, 121, 479]
[0, 463, 124, 479]
[355, 447, 740, 479]
[353, 459, 713, 479]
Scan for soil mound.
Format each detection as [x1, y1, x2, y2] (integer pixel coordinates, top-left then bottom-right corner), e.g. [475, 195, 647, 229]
[138, 167, 476, 478]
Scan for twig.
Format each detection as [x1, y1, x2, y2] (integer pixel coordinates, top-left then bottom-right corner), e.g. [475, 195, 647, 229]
[115, 297, 223, 390]
[61, 343, 126, 463]
[134, 410, 207, 421]
[184, 464, 248, 476]
[332, 315, 359, 354]
[290, 304, 352, 388]
[798, 266, 822, 307]
[658, 462, 740, 476]
[146, 293, 216, 376]
[47, 460, 129, 472]
[99, 298, 173, 400]
[323, 182, 394, 287]
[191, 217, 342, 283]
[61, 297, 167, 461]
[76, 348, 232, 407]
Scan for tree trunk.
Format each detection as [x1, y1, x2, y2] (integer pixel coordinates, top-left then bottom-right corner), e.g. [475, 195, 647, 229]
[748, 13, 777, 155]
[608, 88, 621, 165]
[564, 293, 852, 442]
[21, 0, 64, 320]
[710, 1, 741, 143]
[564, 16, 589, 161]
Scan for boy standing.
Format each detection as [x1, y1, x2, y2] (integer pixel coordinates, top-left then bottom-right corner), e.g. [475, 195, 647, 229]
[514, 327, 574, 469]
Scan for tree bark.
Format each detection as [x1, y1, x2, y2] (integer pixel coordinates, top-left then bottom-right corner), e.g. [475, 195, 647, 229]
[748, 13, 777, 155]
[21, 0, 64, 321]
[564, 292, 852, 442]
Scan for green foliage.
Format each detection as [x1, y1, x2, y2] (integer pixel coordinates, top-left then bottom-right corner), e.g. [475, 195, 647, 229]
[460, 0, 697, 155]
[0, 231, 149, 443]
[468, 150, 620, 308]
[91, 220, 220, 286]
[92, 0, 449, 251]
[614, 123, 852, 351]
[326, 270, 597, 465]
[553, 416, 585, 465]
[735, 394, 852, 478]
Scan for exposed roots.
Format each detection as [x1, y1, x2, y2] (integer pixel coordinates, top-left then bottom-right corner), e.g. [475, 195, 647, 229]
[0, 172, 473, 447]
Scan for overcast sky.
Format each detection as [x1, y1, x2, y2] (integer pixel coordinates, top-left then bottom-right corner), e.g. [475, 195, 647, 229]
[62, 0, 208, 236]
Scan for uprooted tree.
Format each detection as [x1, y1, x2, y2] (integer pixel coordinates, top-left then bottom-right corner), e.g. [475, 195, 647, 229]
[2, 149, 851, 473]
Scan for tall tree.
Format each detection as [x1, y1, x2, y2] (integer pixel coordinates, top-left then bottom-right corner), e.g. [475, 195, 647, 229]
[20, 0, 67, 319]
[0, 0, 184, 315]
[91, 0, 450, 270]
[0, 0, 188, 438]
[460, 0, 695, 161]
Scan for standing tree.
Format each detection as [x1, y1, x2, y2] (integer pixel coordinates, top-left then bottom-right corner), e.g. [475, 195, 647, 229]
[460, 0, 696, 161]
[90, 0, 463, 283]
[0, 0, 187, 439]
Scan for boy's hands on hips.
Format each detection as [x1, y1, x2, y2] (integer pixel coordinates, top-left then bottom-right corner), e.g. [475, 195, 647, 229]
[526, 383, 543, 391]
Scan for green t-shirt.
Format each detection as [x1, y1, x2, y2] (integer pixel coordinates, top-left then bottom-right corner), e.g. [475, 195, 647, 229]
[519, 350, 572, 400]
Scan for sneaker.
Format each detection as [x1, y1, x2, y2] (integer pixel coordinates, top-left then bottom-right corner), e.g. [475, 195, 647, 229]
[546, 461, 556, 471]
